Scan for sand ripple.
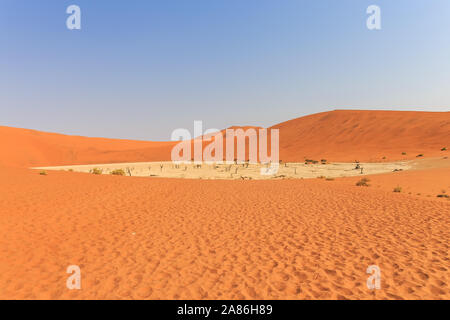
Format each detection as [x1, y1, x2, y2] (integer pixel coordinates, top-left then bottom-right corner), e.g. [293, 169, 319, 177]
[0, 168, 448, 299]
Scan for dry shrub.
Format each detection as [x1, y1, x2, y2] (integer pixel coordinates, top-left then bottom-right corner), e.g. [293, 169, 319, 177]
[356, 178, 370, 187]
[111, 169, 125, 176]
[91, 168, 103, 175]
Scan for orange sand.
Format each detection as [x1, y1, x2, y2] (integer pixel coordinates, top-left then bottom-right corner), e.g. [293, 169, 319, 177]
[0, 110, 449, 300]
[272, 110, 450, 162]
[0, 165, 448, 299]
[2, 110, 449, 167]
[343, 160, 450, 199]
[0, 126, 176, 168]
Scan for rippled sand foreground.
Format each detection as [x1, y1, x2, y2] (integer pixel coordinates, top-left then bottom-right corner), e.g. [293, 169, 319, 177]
[0, 166, 448, 299]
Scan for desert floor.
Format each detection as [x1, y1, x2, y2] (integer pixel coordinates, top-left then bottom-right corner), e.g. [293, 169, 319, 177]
[0, 110, 449, 299]
[34, 160, 412, 180]
[0, 160, 449, 299]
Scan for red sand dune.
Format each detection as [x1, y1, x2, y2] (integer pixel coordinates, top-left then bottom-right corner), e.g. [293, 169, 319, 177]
[0, 126, 176, 168]
[272, 110, 450, 162]
[2, 110, 449, 167]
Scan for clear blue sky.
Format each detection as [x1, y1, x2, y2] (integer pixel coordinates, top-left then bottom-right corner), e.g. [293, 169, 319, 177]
[1, 0, 449, 141]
